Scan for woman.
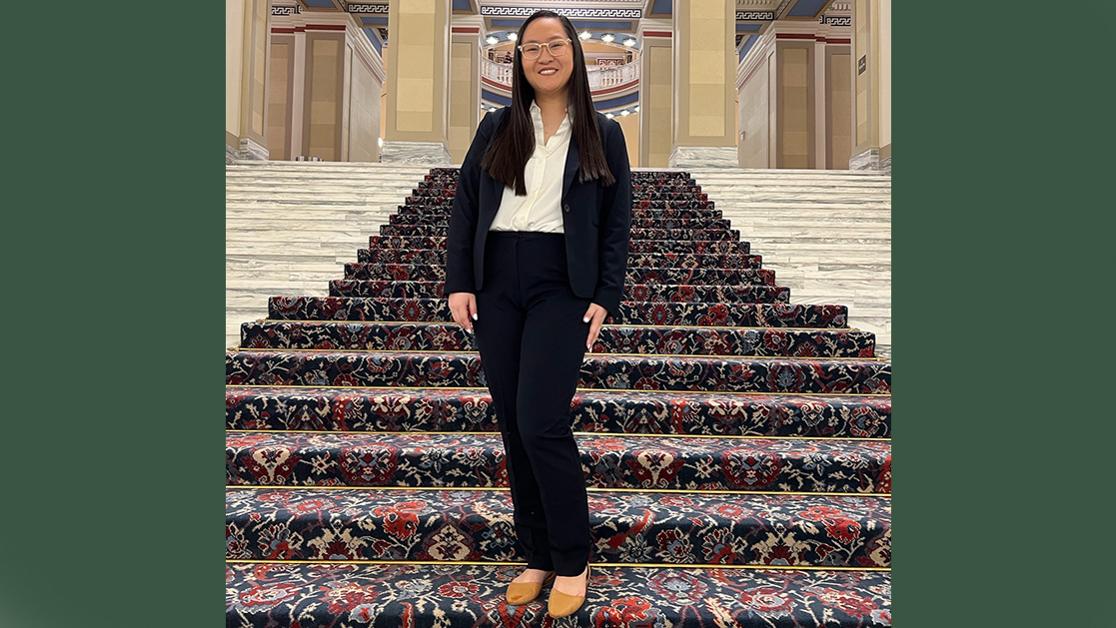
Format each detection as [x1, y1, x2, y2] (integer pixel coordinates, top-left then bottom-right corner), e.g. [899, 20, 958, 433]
[443, 9, 632, 618]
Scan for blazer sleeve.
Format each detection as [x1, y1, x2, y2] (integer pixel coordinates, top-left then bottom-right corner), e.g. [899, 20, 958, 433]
[444, 111, 494, 295]
[592, 119, 632, 317]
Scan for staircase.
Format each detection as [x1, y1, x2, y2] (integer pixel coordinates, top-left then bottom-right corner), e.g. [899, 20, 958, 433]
[689, 168, 891, 357]
[226, 161, 434, 348]
[225, 165, 892, 626]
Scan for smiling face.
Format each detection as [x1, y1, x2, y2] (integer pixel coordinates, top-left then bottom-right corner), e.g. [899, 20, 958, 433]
[519, 17, 574, 99]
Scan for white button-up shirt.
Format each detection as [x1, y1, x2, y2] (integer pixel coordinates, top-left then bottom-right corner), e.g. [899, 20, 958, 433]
[489, 99, 572, 234]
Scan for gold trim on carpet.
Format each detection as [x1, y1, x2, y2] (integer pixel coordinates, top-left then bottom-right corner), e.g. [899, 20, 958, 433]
[254, 318, 866, 334]
[225, 484, 891, 498]
[223, 558, 890, 572]
[225, 428, 890, 442]
[224, 383, 892, 397]
[230, 346, 887, 362]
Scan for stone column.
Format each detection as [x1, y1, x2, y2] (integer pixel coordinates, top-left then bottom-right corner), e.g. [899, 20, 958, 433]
[668, 0, 737, 168]
[448, 18, 485, 164]
[637, 19, 673, 168]
[268, 14, 385, 162]
[226, 0, 273, 162]
[381, 0, 453, 165]
[849, 0, 891, 172]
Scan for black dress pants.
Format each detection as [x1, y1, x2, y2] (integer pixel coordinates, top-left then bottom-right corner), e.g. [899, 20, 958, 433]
[472, 230, 593, 577]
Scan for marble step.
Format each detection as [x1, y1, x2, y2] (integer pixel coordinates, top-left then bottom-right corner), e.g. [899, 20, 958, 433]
[703, 194, 890, 206]
[687, 167, 891, 178]
[225, 258, 345, 273]
[225, 385, 893, 438]
[225, 192, 419, 204]
[226, 430, 890, 493]
[723, 218, 892, 231]
[239, 319, 877, 358]
[224, 562, 892, 626]
[225, 348, 890, 394]
[225, 486, 891, 567]
[226, 165, 430, 172]
[718, 208, 892, 220]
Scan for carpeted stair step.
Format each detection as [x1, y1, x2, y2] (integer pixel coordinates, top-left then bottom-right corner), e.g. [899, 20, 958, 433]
[378, 223, 739, 240]
[239, 320, 876, 357]
[225, 385, 892, 438]
[397, 203, 722, 220]
[225, 348, 890, 394]
[343, 262, 774, 285]
[406, 183, 708, 199]
[224, 561, 891, 626]
[388, 213, 732, 230]
[226, 430, 890, 493]
[225, 486, 891, 567]
[369, 234, 752, 255]
[328, 279, 790, 303]
[268, 296, 845, 327]
[355, 247, 763, 270]
[401, 196, 717, 211]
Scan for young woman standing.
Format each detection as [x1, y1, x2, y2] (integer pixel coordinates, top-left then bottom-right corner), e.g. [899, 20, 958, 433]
[444, 10, 632, 618]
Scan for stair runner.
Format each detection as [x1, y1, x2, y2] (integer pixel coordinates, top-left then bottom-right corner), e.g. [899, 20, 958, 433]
[226, 168, 893, 626]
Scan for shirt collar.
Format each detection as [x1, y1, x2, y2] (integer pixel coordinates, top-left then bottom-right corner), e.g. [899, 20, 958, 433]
[529, 98, 573, 144]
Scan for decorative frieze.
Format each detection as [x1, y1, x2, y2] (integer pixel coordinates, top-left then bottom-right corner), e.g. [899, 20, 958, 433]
[479, 6, 641, 19]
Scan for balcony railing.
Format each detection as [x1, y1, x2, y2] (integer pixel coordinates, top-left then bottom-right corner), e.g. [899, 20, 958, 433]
[480, 58, 639, 90]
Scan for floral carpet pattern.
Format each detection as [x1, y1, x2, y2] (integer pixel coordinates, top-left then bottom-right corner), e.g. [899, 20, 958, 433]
[225, 168, 892, 626]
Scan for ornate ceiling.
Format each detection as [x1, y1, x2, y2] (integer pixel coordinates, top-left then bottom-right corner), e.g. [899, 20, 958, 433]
[283, 0, 848, 52]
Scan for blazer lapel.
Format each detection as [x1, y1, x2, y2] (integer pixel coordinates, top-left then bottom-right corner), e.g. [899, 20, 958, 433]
[481, 109, 582, 218]
[561, 130, 580, 202]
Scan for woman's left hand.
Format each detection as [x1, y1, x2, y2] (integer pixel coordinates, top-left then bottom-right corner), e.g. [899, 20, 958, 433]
[582, 303, 608, 351]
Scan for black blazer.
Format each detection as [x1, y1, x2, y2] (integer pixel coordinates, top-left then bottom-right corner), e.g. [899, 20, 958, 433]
[444, 106, 632, 317]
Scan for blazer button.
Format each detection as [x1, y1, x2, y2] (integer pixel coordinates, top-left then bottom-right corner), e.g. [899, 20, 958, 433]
[563, 203, 570, 213]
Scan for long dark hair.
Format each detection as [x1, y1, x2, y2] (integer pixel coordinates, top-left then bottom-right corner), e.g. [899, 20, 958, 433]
[479, 10, 616, 194]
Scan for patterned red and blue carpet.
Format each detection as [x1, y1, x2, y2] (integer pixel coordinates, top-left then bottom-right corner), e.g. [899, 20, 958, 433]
[225, 168, 892, 626]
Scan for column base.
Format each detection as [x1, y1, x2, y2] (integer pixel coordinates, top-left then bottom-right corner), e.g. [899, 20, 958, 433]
[380, 140, 453, 165]
[226, 142, 237, 165]
[667, 146, 738, 168]
[236, 136, 270, 161]
[850, 147, 890, 174]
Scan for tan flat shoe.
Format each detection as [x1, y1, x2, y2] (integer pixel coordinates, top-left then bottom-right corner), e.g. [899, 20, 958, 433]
[505, 569, 556, 605]
[546, 563, 590, 618]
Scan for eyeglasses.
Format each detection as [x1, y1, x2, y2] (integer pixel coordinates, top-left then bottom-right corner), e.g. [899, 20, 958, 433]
[517, 38, 572, 59]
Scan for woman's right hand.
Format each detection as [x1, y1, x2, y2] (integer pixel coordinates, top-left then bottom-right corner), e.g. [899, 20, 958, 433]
[447, 291, 478, 333]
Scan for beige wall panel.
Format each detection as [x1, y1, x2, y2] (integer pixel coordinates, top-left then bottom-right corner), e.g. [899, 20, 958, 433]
[673, 0, 735, 147]
[397, 78, 436, 113]
[249, 0, 267, 136]
[879, 0, 891, 148]
[385, 0, 450, 144]
[226, 0, 245, 138]
[853, 0, 873, 147]
[615, 114, 639, 168]
[827, 49, 852, 168]
[689, 50, 725, 83]
[448, 38, 478, 164]
[267, 38, 293, 160]
[401, 0, 435, 14]
[644, 43, 673, 167]
[395, 111, 434, 132]
[777, 44, 814, 168]
[739, 58, 769, 168]
[348, 54, 380, 162]
[305, 35, 343, 161]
